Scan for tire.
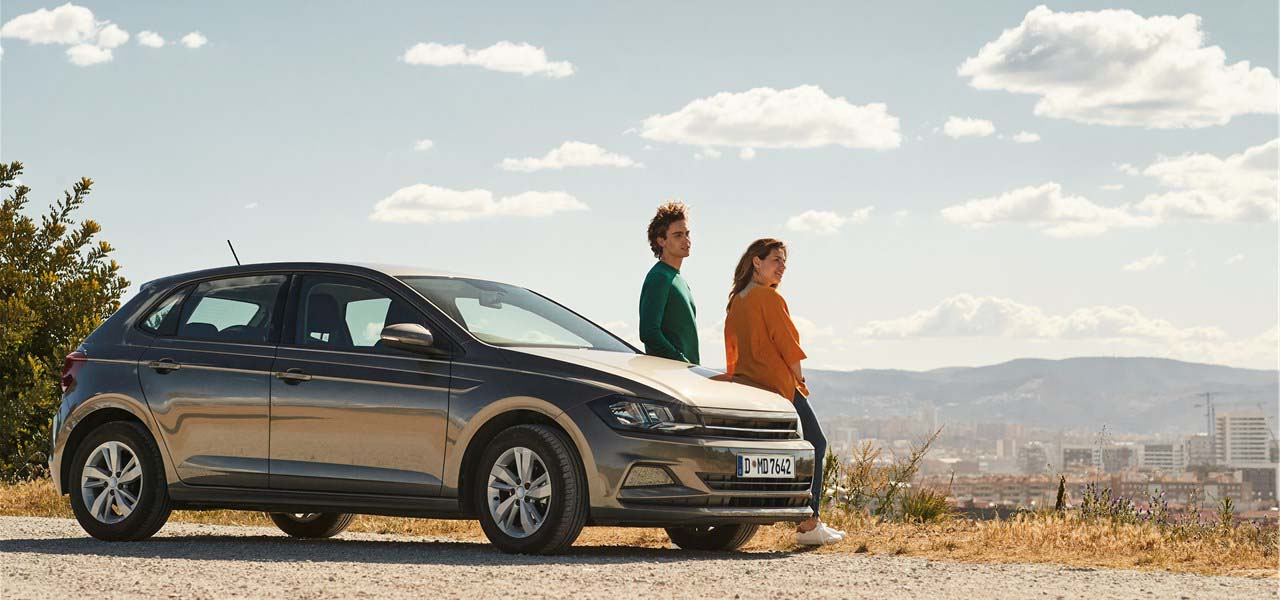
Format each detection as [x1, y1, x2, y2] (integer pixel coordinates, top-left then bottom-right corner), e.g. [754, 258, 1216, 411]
[68, 421, 171, 541]
[665, 524, 760, 551]
[268, 512, 355, 538]
[473, 424, 587, 554]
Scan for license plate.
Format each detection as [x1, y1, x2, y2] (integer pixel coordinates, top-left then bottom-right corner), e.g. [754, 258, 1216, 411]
[736, 454, 794, 478]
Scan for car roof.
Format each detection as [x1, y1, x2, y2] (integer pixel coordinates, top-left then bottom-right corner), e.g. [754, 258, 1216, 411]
[139, 261, 481, 292]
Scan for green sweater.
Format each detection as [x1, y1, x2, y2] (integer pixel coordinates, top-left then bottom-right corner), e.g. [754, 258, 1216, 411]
[638, 261, 700, 364]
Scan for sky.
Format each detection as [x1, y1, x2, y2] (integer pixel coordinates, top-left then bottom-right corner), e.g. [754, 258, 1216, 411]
[2, 1, 1277, 372]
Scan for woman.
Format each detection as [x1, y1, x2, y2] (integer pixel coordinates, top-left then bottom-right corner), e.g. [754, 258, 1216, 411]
[724, 238, 844, 546]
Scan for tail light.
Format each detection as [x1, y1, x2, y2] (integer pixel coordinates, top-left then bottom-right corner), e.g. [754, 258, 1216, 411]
[61, 351, 87, 394]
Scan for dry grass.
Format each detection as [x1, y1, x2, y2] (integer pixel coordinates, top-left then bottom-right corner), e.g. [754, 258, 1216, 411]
[3, 479, 1275, 578]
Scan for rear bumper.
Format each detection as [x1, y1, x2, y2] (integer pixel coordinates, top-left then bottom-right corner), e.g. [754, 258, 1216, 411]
[49, 412, 63, 495]
[564, 403, 816, 527]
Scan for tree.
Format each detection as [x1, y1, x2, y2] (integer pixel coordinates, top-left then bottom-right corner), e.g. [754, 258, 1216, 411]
[0, 161, 128, 481]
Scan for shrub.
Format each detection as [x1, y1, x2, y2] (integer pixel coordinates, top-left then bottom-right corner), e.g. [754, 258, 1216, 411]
[900, 486, 951, 523]
[0, 162, 127, 481]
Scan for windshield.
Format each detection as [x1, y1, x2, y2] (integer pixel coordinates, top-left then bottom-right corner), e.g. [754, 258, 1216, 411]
[399, 277, 634, 352]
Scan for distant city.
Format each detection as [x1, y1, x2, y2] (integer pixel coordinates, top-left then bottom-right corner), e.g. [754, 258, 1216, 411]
[806, 357, 1279, 517]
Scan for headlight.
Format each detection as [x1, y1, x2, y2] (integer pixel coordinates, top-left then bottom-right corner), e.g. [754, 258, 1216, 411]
[590, 396, 700, 433]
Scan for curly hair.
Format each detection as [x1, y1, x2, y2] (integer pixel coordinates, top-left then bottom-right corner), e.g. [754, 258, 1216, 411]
[647, 201, 689, 258]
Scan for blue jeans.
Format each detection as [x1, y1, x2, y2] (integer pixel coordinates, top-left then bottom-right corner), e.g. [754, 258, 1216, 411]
[794, 391, 827, 517]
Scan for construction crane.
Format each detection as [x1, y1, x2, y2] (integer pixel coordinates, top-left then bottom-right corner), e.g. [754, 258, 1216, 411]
[1193, 392, 1219, 464]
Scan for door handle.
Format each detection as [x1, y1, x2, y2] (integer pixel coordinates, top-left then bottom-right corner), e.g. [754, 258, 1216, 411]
[147, 359, 181, 373]
[275, 368, 312, 384]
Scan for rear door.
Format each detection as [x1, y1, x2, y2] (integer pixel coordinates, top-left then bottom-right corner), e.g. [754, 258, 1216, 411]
[268, 273, 451, 496]
[138, 274, 289, 488]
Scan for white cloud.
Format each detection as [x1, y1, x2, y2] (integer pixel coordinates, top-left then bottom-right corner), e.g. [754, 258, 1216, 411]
[96, 23, 127, 49]
[941, 182, 1157, 237]
[1, 3, 98, 45]
[694, 147, 722, 160]
[849, 206, 874, 224]
[414, 139, 434, 151]
[500, 141, 640, 172]
[244, 202, 259, 209]
[1012, 131, 1040, 144]
[958, 6, 1278, 128]
[1122, 252, 1166, 272]
[786, 207, 873, 234]
[180, 31, 207, 49]
[1135, 138, 1278, 222]
[892, 209, 910, 225]
[855, 295, 1276, 368]
[787, 211, 846, 234]
[943, 116, 995, 138]
[639, 85, 901, 151]
[66, 43, 111, 66]
[1, 4, 129, 66]
[401, 41, 574, 78]
[600, 320, 641, 348]
[137, 31, 164, 48]
[739, 148, 756, 160]
[857, 294, 1225, 342]
[370, 184, 587, 224]
[1116, 163, 1140, 176]
[792, 316, 835, 340]
[1225, 254, 1245, 265]
[1100, 184, 1124, 191]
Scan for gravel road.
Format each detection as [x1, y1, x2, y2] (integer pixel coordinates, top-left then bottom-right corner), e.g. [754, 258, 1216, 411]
[0, 516, 1272, 599]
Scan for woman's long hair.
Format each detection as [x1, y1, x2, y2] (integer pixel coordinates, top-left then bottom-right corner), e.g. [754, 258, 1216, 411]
[727, 238, 787, 312]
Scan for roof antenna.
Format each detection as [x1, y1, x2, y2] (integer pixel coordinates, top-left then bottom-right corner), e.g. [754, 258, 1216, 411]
[227, 240, 241, 266]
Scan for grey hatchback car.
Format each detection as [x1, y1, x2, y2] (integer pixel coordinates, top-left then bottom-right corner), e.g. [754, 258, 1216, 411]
[50, 262, 815, 554]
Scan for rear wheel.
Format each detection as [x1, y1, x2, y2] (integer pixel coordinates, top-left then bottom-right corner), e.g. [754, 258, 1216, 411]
[267, 512, 355, 538]
[69, 421, 171, 541]
[474, 424, 587, 554]
[665, 524, 759, 551]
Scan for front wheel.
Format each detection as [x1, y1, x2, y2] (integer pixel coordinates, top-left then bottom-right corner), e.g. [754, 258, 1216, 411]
[473, 424, 587, 554]
[268, 512, 355, 538]
[665, 524, 760, 551]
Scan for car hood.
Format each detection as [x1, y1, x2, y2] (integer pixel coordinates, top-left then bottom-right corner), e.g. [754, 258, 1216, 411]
[511, 348, 795, 412]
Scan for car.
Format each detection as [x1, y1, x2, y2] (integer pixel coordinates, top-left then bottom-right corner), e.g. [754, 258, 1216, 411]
[49, 262, 815, 554]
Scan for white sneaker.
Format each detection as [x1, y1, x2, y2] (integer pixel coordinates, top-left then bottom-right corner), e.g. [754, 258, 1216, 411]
[795, 522, 843, 546]
[821, 523, 847, 537]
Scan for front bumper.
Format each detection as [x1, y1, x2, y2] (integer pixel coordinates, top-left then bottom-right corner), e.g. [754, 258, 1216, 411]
[565, 403, 816, 527]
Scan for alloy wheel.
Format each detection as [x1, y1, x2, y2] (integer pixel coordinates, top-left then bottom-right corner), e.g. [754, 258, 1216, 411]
[486, 446, 552, 538]
[79, 441, 143, 525]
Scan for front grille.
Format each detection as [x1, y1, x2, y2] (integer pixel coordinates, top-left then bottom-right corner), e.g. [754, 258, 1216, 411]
[696, 414, 799, 440]
[624, 496, 809, 508]
[701, 474, 812, 493]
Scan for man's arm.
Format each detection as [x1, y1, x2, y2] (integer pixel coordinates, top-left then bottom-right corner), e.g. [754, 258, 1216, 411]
[639, 273, 687, 361]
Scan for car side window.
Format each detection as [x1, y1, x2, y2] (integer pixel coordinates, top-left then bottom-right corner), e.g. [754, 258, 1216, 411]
[138, 287, 189, 335]
[294, 275, 430, 354]
[175, 275, 288, 344]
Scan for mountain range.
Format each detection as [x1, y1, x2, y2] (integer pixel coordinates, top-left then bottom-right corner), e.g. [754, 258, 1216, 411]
[803, 357, 1278, 435]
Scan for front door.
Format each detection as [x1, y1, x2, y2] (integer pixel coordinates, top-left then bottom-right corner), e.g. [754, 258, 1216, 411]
[138, 274, 289, 488]
[268, 273, 451, 496]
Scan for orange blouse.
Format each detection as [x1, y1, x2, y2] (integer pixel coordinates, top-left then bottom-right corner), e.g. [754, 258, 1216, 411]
[724, 285, 809, 401]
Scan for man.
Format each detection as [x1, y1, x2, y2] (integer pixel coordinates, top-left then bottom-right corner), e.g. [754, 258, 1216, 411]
[639, 201, 699, 364]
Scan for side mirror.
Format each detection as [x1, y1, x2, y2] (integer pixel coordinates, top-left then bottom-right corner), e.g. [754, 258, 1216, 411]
[379, 323, 438, 354]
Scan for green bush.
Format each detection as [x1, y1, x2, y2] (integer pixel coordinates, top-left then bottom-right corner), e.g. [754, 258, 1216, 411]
[899, 486, 951, 523]
[0, 162, 127, 481]
[824, 427, 943, 521]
